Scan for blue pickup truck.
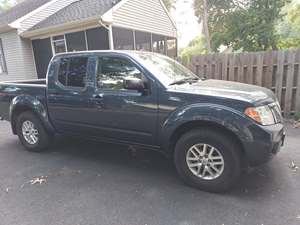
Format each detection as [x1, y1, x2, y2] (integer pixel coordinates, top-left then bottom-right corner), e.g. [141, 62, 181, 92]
[0, 51, 285, 192]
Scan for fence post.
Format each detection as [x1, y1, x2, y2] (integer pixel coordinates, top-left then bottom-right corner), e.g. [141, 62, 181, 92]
[265, 51, 273, 89]
[256, 53, 264, 86]
[296, 50, 300, 112]
[284, 51, 296, 116]
[222, 54, 228, 80]
[275, 51, 285, 104]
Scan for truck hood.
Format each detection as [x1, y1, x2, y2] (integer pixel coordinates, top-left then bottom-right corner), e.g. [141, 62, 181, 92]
[168, 79, 276, 105]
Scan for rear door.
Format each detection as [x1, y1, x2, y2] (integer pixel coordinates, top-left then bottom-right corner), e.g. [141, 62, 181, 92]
[47, 55, 95, 133]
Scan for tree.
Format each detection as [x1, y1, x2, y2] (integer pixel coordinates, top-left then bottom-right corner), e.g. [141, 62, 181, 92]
[194, 0, 289, 52]
[180, 36, 208, 65]
[162, 0, 174, 11]
[0, 0, 12, 12]
[277, 3, 300, 49]
[194, 0, 240, 52]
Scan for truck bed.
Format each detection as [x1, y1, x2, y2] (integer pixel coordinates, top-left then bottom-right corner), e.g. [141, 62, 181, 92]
[0, 79, 47, 121]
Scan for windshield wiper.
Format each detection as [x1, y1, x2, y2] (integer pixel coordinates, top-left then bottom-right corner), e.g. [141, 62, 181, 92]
[169, 77, 200, 86]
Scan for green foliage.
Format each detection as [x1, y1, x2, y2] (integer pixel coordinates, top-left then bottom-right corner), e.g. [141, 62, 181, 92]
[0, 0, 12, 12]
[180, 36, 208, 65]
[162, 0, 174, 11]
[277, 3, 300, 49]
[0, 0, 24, 12]
[193, 0, 290, 52]
[294, 112, 300, 121]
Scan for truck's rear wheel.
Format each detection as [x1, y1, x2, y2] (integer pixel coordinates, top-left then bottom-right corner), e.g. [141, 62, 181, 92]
[16, 111, 52, 152]
[174, 128, 242, 193]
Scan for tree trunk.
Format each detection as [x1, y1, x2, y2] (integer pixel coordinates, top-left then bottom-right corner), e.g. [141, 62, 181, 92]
[202, 0, 212, 52]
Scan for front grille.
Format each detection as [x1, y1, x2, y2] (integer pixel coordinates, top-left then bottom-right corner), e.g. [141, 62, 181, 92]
[269, 102, 283, 124]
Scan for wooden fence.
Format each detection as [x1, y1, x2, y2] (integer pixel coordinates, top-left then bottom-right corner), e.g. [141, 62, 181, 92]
[188, 49, 300, 116]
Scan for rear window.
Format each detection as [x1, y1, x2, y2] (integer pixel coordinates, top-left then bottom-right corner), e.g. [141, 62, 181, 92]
[58, 57, 88, 88]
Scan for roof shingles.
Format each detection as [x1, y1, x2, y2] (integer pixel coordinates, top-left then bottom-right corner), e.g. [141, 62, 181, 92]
[30, 0, 116, 31]
[0, 0, 52, 26]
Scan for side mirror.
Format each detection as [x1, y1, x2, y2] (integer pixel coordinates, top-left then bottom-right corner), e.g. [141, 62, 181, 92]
[123, 77, 145, 91]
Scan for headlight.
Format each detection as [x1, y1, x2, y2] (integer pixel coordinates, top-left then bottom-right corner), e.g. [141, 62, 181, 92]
[245, 105, 275, 125]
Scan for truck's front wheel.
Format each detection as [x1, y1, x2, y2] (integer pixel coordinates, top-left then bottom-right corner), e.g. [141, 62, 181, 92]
[16, 111, 52, 152]
[174, 128, 242, 193]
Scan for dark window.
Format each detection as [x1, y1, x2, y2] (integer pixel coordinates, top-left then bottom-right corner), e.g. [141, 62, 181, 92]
[112, 27, 134, 50]
[86, 27, 109, 50]
[97, 57, 144, 90]
[53, 35, 64, 41]
[58, 58, 68, 86]
[135, 31, 151, 51]
[66, 31, 87, 52]
[32, 38, 53, 79]
[58, 57, 88, 88]
[166, 37, 177, 58]
[152, 34, 166, 54]
[0, 39, 7, 73]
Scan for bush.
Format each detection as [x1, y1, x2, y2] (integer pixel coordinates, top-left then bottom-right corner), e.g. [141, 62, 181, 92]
[293, 112, 300, 121]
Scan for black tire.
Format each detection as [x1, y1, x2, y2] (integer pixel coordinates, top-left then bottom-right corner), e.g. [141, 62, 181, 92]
[16, 111, 52, 152]
[174, 128, 242, 193]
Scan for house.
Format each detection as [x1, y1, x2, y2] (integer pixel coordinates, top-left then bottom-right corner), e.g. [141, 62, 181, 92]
[0, 0, 177, 81]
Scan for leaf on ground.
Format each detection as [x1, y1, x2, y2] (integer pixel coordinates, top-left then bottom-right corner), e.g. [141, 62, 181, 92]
[289, 161, 299, 172]
[30, 176, 47, 185]
[293, 121, 300, 128]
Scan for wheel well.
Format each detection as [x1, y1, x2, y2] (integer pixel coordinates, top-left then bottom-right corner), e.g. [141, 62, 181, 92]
[169, 121, 245, 156]
[11, 106, 33, 134]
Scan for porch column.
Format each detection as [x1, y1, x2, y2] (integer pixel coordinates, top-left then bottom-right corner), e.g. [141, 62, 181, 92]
[108, 25, 114, 50]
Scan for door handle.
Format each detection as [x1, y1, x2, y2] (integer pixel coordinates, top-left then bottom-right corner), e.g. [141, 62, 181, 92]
[90, 94, 104, 107]
[93, 93, 104, 99]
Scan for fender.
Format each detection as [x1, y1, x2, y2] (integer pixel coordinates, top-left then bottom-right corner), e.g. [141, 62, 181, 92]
[9, 95, 54, 134]
[160, 103, 255, 152]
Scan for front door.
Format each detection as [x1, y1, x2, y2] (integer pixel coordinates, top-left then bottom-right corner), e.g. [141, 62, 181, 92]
[89, 55, 158, 146]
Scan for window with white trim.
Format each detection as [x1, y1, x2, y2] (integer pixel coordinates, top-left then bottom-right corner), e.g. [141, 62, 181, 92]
[52, 35, 66, 54]
[0, 39, 7, 73]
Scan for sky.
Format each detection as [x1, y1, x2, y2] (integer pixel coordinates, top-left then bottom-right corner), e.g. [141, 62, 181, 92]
[171, 0, 202, 48]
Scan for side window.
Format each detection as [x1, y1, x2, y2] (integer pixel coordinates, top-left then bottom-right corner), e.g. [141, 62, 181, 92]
[58, 58, 69, 85]
[97, 56, 146, 90]
[58, 57, 88, 88]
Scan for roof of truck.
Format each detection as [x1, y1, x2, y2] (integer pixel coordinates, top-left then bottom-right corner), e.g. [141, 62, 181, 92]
[54, 50, 165, 58]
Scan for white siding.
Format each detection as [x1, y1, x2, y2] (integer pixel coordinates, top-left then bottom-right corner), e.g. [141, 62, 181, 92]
[111, 0, 177, 38]
[0, 30, 37, 81]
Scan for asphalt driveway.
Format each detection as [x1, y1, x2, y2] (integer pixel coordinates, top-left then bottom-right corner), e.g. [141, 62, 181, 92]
[0, 121, 299, 225]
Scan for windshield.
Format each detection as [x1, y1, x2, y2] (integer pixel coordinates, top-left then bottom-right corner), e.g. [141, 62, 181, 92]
[132, 52, 199, 87]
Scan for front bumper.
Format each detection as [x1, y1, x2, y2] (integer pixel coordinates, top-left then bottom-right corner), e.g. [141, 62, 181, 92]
[243, 123, 285, 166]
